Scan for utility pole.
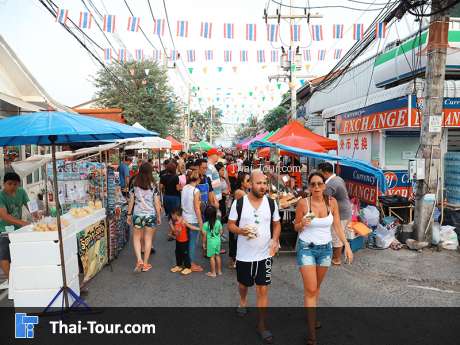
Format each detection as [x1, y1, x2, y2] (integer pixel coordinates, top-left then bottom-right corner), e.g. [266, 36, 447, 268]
[185, 83, 191, 151]
[413, 0, 450, 242]
[264, 2, 322, 120]
[210, 104, 213, 145]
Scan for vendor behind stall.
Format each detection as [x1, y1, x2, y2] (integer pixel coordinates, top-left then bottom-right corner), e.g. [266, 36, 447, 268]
[0, 172, 31, 290]
[120, 156, 133, 198]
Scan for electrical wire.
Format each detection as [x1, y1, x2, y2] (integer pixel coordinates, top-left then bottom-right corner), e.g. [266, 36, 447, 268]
[146, 0, 169, 59]
[407, 0, 460, 16]
[122, 0, 158, 52]
[37, 0, 130, 95]
[270, 0, 388, 11]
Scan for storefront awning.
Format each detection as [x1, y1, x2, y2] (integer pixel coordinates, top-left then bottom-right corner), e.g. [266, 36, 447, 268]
[0, 91, 45, 113]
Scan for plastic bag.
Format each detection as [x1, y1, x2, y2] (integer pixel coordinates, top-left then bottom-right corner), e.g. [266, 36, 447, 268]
[361, 206, 380, 226]
[440, 225, 459, 250]
[375, 224, 396, 249]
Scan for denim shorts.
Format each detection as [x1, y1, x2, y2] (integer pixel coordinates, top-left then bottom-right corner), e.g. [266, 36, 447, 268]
[296, 239, 332, 267]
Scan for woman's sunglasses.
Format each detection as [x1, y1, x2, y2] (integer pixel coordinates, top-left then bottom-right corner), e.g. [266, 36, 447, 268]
[309, 182, 324, 188]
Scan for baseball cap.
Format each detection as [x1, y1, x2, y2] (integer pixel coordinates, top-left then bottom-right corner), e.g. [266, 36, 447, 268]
[207, 148, 222, 157]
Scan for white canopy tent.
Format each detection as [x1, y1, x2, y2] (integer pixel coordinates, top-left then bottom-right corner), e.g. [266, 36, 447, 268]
[124, 123, 171, 150]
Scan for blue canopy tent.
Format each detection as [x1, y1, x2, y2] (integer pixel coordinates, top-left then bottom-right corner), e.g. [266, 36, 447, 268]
[250, 140, 387, 193]
[0, 112, 158, 309]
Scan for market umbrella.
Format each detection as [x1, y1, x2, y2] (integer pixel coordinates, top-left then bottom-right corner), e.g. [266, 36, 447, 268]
[0, 111, 157, 309]
[190, 140, 213, 152]
[242, 131, 269, 150]
[165, 136, 183, 151]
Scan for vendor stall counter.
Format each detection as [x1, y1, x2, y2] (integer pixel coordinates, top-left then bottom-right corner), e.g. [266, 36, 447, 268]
[8, 208, 107, 308]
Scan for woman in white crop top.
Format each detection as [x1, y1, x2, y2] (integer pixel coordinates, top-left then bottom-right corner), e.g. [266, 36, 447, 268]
[293, 172, 353, 345]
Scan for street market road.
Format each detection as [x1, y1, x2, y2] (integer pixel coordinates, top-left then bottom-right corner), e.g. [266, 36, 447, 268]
[1, 218, 459, 307]
[79, 219, 460, 308]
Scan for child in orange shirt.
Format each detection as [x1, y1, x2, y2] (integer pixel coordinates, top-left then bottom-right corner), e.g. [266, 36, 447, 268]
[169, 208, 199, 275]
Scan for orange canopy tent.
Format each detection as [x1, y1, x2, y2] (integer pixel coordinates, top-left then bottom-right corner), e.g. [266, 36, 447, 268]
[165, 136, 183, 151]
[258, 134, 327, 158]
[268, 120, 337, 151]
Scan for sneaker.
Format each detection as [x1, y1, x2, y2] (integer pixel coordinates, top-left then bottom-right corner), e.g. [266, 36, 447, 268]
[181, 268, 192, 275]
[0, 279, 9, 290]
[170, 266, 183, 273]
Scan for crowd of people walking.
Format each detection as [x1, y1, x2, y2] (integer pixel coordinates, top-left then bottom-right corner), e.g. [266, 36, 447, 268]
[121, 149, 354, 345]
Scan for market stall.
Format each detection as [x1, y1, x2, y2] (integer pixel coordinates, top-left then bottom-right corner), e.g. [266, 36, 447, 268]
[0, 111, 156, 308]
[190, 140, 213, 152]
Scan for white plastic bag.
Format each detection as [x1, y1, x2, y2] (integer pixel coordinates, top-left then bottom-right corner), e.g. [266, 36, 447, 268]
[440, 226, 459, 250]
[362, 206, 380, 227]
[375, 224, 396, 249]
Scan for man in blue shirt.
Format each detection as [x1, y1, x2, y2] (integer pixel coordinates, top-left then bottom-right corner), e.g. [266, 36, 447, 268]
[119, 156, 132, 198]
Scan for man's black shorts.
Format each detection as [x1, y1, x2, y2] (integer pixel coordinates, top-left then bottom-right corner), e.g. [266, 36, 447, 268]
[236, 258, 273, 287]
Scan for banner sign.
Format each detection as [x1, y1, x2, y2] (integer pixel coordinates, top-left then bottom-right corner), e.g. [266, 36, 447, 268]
[339, 166, 413, 205]
[337, 96, 460, 134]
[77, 219, 108, 282]
[337, 133, 372, 162]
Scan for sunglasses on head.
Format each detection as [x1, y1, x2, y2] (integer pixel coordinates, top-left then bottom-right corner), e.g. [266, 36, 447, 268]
[309, 182, 324, 187]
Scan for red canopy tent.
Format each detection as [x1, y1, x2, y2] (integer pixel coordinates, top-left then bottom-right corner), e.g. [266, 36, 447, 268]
[268, 120, 337, 150]
[165, 136, 183, 151]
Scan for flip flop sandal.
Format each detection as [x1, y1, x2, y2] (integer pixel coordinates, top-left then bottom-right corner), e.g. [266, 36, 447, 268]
[142, 264, 152, 272]
[332, 260, 341, 266]
[306, 339, 317, 345]
[236, 306, 248, 317]
[258, 329, 274, 345]
[134, 261, 143, 272]
[316, 321, 322, 329]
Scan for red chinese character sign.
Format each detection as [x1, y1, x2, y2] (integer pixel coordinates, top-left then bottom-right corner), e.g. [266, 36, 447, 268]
[338, 133, 371, 162]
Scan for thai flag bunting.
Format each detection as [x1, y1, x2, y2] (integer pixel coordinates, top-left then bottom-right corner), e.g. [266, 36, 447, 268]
[103, 15, 116, 33]
[288, 50, 295, 62]
[318, 49, 326, 61]
[79, 11, 92, 29]
[56, 8, 69, 25]
[270, 50, 279, 63]
[154, 19, 165, 36]
[353, 24, 364, 40]
[267, 24, 279, 42]
[170, 50, 179, 61]
[118, 49, 127, 63]
[187, 49, 196, 63]
[311, 25, 323, 41]
[135, 49, 144, 61]
[291, 24, 301, 42]
[376, 22, 386, 39]
[257, 50, 265, 63]
[200, 22, 212, 39]
[127, 16, 140, 32]
[104, 48, 112, 62]
[303, 49, 311, 62]
[333, 24, 344, 39]
[240, 50, 248, 62]
[333, 49, 342, 60]
[224, 50, 232, 62]
[224, 23, 234, 39]
[152, 50, 162, 61]
[246, 24, 256, 41]
[204, 50, 214, 61]
[176, 20, 189, 37]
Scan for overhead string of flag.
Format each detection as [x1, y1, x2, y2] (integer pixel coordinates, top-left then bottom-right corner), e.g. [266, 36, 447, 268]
[54, 8, 387, 41]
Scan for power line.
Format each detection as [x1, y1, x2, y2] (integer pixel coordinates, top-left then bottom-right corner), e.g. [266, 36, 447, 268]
[122, 0, 159, 52]
[270, 0, 389, 11]
[146, 0, 169, 58]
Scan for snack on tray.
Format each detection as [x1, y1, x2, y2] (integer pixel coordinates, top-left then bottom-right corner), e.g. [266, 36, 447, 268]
[244, 224, 258, 240]
[94, 200, 103, 209]
[33, 219, 69, 232]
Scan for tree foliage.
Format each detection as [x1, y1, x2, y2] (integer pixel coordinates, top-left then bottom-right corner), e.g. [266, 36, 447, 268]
[234, 115, 263, 142]
[189, 106, 223, 142]
[93, 60, 180, 137]
[262, 106, 289, 132]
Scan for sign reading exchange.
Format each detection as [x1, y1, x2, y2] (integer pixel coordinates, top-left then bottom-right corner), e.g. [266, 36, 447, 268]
[336, 96, 460, 134]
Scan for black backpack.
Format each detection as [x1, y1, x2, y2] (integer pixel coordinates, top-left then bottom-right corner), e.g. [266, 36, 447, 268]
[235, 196, 276, 238]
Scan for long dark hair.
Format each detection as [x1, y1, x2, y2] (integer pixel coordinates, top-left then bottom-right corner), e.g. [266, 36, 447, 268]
[205, 205, 218, 236]
[236, 171, 249, 190]
[134, 162, 154, 190]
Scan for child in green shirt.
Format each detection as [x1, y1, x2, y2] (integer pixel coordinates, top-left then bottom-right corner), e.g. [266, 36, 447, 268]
[202, 206, 223, 277]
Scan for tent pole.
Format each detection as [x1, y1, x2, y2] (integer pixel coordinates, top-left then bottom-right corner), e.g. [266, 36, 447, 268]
[51, 141, 70, 308]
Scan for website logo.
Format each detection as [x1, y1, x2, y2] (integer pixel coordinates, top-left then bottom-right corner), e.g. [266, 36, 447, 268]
[15, 313, 39, 339]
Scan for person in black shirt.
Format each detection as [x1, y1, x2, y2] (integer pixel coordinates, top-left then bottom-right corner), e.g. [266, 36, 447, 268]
[160, 162, 181, 217]
[159, 159, 170, 178]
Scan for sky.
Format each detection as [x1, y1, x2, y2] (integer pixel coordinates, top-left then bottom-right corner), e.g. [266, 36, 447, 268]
[0, 0, 424, 144]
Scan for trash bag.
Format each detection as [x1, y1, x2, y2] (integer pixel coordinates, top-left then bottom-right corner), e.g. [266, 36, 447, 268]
[440, 225, 459, 250]
[361, 206, 380, 227]
[375, 224, 396, 249]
